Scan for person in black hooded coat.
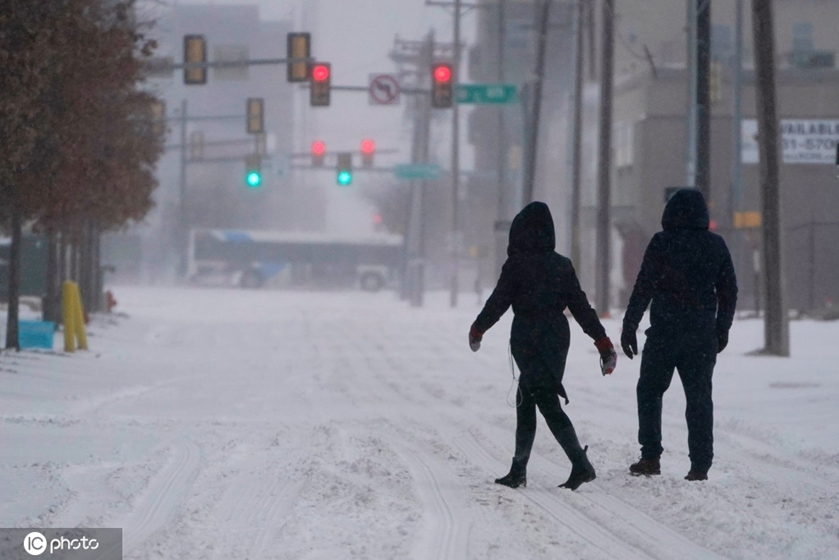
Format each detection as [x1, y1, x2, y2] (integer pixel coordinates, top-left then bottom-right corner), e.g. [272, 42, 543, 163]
[621, 188, 738, 481]
[469, 201, 617, 491]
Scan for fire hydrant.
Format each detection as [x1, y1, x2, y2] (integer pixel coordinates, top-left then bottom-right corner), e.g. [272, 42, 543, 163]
[106, 290, 118, 313]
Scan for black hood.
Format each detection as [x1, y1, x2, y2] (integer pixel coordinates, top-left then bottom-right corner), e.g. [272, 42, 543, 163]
[661, 188, 710, 231]
[508, 201, 556, 256]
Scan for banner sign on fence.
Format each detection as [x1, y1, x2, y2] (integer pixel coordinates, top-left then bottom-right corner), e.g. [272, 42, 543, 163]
[742, 119, 839, 164]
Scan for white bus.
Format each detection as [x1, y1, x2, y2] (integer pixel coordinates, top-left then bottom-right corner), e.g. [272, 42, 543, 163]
[187, 229, 404, 291]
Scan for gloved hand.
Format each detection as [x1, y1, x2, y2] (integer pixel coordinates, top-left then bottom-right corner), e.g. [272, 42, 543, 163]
[621, 328, 638, 359]
[717, 329, 729, 353]
[469, 324, 483, 352]
[594, 337, 617, 375]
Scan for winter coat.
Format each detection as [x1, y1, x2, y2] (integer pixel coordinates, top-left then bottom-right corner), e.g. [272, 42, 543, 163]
[473, 202, 607, 399]
[622, 189, 738, 341]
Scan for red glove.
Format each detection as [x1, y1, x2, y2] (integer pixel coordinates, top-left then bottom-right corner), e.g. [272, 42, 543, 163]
[594, 337, 617, 375]
[469, 324, 483, 352]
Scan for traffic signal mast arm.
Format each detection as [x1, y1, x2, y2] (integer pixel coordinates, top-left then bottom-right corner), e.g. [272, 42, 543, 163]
[298, 84, 430, 94]
[167, 57, 315, 71]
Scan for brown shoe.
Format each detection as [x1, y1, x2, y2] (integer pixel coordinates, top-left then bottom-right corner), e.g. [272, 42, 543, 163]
[629, 457, 661, 476]
[684, 469, 708, 481]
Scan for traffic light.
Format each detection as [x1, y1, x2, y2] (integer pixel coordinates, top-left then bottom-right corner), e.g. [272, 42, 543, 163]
[310, 63, 331, 107]
[183, 35, 207, 85]
[312, 140, 326, 167]
[246, 98, 264, 134]
[245, 154, 262, 188]
[336, 152, 352, 186]
[287, 32, 311, 83]
[431, 63, 453, 108]
[360, 139, 375, 167]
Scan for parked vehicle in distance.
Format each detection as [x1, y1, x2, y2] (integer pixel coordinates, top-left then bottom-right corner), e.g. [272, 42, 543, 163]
[187, 229, 404, 292]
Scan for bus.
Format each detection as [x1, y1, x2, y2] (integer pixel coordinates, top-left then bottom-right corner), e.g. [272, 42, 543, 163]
[187, 228, 404, 292]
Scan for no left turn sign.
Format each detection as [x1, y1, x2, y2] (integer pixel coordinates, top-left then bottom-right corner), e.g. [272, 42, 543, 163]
[368, 74, 401, 105]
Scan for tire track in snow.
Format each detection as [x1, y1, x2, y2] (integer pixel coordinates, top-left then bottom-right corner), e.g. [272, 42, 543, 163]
[121, 440, 201, 554]
[449, 421, 723, 560]
[397, 447, 472, 560]
[450, 433, 647, 559]
[214, 466, 305, 559]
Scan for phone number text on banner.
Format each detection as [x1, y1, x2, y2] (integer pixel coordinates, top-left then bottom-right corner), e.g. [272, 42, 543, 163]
[741, 119, 839, 164]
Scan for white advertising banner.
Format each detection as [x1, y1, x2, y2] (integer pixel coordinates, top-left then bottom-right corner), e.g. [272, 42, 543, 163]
[741, 119, 839, 164]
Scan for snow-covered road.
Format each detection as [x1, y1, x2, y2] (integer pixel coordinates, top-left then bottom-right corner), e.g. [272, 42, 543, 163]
[1, 286, 838, 559]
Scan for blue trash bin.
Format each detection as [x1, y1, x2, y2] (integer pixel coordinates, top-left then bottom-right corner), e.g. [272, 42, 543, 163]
[18, 320, 55, 349]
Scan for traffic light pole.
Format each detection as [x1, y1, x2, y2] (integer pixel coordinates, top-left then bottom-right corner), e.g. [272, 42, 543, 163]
[449, 0, 463, 308]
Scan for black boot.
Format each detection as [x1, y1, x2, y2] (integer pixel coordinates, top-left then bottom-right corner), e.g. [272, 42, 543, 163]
[556, 427, 596, 490]
[685, 469, 708, 481]
[495, 458, 527, 488]
[629, 457, 661, 476]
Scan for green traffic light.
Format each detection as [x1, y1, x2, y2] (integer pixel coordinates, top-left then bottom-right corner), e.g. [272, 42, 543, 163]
[337, 170, 352, 186]
[246, 171, 262, 188]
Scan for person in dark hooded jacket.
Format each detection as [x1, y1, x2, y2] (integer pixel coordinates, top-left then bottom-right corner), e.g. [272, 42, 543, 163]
[469, 201, 617, 491]
[621, 188, 737, 481]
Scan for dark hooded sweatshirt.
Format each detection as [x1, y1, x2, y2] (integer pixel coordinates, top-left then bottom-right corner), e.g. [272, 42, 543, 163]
[473, 202, 606, 398]
[623, 189, 738, 339]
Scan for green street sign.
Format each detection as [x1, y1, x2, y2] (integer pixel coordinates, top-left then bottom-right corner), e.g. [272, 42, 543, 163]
[456, 83, 518, 105]
[394, 163, 441, 180]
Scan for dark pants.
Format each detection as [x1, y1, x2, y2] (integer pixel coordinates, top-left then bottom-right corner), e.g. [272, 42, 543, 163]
[637, 331, 716, 472]
[513, 384, 573, 465]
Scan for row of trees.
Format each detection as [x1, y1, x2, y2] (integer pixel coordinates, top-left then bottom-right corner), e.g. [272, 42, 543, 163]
[0, 0, 164, 349]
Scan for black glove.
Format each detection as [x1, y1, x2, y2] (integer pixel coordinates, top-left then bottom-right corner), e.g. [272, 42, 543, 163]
[621, 329, 638, 359]
[717, 329, 729, 353]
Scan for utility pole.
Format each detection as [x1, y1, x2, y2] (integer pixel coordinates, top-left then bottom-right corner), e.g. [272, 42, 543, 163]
[521, 0, 551, 205]
[390, 34, 455, 306]
[178, 99, 188, 278]
[686, 0, 697, 188]
[752, 0, 789, 356]
[570, 0, 585, 267]
[494, 0, 511, 281]
[595, 0, 614, 316]
[450, 0, 463, 307]
[409, 32, 435, 307]
[729, 0, 744, 223]
[696, 0, 711, 201]
[496, 0, 508, 218]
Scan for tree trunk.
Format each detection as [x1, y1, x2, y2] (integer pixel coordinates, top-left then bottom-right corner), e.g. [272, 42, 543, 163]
[43, 228, 59, 324]
[5, 207, 23, 350]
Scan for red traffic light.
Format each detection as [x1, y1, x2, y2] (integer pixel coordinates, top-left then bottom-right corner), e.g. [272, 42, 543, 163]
[312, 140, 326, 155]
[312, 64, 330, 82]
[360, 139, 375, 154]
[433, 64, 452, 83]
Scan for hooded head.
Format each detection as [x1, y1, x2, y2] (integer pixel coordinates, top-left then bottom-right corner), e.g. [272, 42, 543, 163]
[661, 188, 710, 231]
[508, 201, 556, 256]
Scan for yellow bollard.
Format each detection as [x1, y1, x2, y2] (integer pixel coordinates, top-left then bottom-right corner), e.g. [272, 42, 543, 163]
[62, 281, 77, 352]
[62, 281, 89, 352]
[72, 282, 88, 350]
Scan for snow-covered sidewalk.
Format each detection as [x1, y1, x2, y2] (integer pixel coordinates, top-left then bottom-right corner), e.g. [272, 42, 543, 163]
[1, 286, 837, 559]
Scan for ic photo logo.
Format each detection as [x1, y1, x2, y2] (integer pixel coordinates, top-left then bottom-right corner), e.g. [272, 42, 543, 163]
[23, 532, 47, 556]
[22, 531, 100, 556]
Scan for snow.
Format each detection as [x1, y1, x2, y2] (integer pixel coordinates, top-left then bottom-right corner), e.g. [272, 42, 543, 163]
[1, 286, 838, 559]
